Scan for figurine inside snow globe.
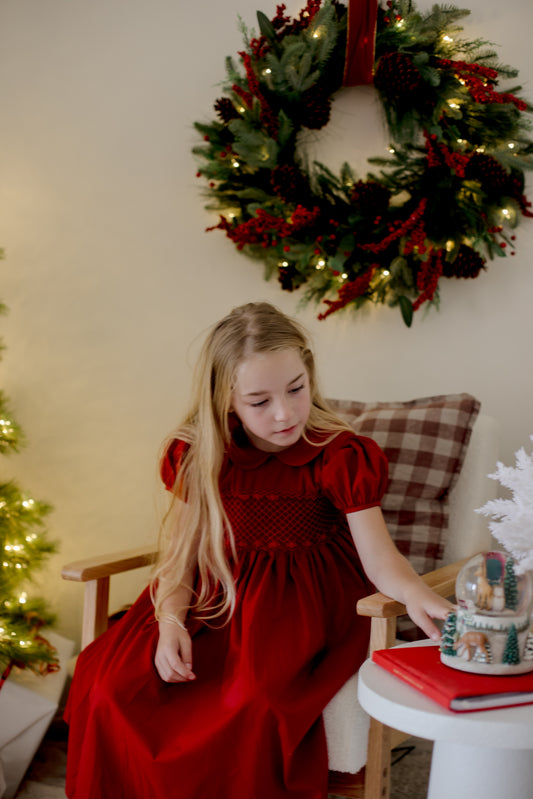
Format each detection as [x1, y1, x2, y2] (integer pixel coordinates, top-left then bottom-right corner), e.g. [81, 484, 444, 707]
[441, 551, 533, 674]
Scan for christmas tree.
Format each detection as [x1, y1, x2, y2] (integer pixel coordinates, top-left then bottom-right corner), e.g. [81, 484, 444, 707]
[502, 623, 520, 666]
[0, 252, 58, 688]
[440, 610, 457, 656]
[504, 557, 519, 610]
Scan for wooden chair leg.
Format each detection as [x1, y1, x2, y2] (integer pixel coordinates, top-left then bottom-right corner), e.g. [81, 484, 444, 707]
[362, 615, 397, 799]
[328, 768, 365, 798]
[364, 718, 392, 799]
[81, 577, 110, 649]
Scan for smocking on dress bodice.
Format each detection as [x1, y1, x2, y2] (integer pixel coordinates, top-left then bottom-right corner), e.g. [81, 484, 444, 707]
[223, 491, 345, 551]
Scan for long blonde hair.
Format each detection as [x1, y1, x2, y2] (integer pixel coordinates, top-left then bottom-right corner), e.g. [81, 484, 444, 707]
[151, 302, 352, 621]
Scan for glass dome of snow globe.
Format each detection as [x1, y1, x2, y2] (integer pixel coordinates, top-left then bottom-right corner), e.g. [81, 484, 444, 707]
[441, 551, 533, 674]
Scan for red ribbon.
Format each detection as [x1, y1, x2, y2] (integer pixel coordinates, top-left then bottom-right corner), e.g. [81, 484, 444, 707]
[343, 0, 378, 86]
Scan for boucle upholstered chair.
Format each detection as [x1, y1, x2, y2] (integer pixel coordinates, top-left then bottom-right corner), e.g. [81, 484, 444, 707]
[62, 394, 499, 799]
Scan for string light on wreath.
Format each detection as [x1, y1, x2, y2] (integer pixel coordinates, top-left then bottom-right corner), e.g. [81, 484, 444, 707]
[193, 0, 533, 326]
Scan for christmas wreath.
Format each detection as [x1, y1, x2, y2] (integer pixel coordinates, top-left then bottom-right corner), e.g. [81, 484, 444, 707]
[193, 0, 533, 325]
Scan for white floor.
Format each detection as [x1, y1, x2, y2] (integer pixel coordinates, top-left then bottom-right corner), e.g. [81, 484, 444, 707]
[13, 718, 67, 799]
[16, 786, 65, 799]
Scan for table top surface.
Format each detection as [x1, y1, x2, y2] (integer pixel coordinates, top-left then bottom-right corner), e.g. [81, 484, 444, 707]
[358, 642, 533, 749]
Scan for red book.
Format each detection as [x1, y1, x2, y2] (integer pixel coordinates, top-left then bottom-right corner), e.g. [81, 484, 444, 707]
[372, 644, 533, 712]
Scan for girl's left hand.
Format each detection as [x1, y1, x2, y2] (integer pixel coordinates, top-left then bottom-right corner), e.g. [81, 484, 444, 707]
[155, 624, 196, 683]
[402, 582, 454, 642]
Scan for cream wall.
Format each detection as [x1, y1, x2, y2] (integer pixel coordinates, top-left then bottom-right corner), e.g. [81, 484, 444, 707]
[0, 0, 532, 644]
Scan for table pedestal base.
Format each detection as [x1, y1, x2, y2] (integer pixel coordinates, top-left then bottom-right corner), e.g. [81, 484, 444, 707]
[428, 741, 533, 799]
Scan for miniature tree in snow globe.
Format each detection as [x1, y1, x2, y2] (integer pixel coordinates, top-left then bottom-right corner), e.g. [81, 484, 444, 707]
[503, 624, 520, 666]
[440, 610, 457, 657]
[440, 436, 533, 675]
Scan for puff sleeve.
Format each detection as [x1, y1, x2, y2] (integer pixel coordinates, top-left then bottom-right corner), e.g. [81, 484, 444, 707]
[320, 431, 388, 514]
[160, 438, 189, 493]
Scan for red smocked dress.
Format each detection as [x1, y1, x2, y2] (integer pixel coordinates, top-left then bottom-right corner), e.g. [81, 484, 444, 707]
[65, 427, 388, 799]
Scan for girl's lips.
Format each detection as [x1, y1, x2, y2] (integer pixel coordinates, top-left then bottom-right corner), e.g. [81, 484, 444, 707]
[276, 425, 297, 436]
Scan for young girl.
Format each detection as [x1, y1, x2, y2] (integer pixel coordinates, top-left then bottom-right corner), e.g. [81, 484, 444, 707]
[65, 302, 451, 799]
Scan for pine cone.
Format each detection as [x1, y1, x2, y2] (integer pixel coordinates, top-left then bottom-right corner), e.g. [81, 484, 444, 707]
[465, 154, 509, 196]
[300, 87, 331, 130]
[442, 245, 486, 278]
[374, 53, 422, 102]
[214, 98, 240, 124]
[271, 165, 310, 204]
[278, 263, 298, 291]
[350, 180, 391, 218]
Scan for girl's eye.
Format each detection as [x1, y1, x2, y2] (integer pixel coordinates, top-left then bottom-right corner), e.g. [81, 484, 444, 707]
[250, 399, 268, 407]
[289, 384, 304, 394]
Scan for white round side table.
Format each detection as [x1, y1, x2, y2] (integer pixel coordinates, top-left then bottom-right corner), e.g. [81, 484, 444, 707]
[357, 641, 533, 799]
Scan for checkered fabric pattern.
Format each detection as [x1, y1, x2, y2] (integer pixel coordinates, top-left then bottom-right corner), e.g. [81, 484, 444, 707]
[327, 393, 481, 575]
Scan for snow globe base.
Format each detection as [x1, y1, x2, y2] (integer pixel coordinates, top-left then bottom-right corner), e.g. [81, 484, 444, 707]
[440, 551, 533, 675]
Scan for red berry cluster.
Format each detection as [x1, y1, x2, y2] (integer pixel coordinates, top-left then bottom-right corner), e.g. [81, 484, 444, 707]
[402, 217, 427, 257]
[412, 249, 444, 311]
[361, 198, 428, 254]
[209, 206, 320, 250]
[272, 1, 321, 36]
[437, 59, 527, 111]
[424, 132, 470, 178]
[318, 267, 376, 320]
[518, 196, 533, 218]
[238, 52, 279, 138]
[383, 0, 402, 25]
[290, 205, 321, 229]
[249, 1, 322, 58]
[232, 83, 254, 110]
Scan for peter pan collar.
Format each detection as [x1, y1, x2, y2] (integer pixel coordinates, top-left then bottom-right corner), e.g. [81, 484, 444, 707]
[228, 422, 330, 469]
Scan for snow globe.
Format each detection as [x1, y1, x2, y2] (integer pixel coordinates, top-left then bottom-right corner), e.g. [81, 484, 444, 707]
[440, 551, 533, 674]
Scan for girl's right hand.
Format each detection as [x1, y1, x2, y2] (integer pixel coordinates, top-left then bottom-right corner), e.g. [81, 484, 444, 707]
[154, 624, 196, 683]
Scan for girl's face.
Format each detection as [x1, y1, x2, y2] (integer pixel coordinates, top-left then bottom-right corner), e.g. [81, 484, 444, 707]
[231, 349, 312, 452]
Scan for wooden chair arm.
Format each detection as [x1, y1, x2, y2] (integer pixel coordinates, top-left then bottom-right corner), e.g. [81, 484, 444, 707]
[356, 555, 471, 653]
[61, 545, 158, 582]
[62, 545, 158, 650]
[356, 555, 469, 619]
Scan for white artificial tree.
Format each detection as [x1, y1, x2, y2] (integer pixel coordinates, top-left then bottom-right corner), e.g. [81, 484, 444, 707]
[476, 436, 533, 574]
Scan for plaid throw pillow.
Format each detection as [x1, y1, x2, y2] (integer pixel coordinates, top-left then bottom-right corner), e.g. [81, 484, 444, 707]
[327, 393, 481, 575]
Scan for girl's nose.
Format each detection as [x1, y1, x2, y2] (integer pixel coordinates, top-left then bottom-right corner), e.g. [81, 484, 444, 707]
[273, 397, 290, 421]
